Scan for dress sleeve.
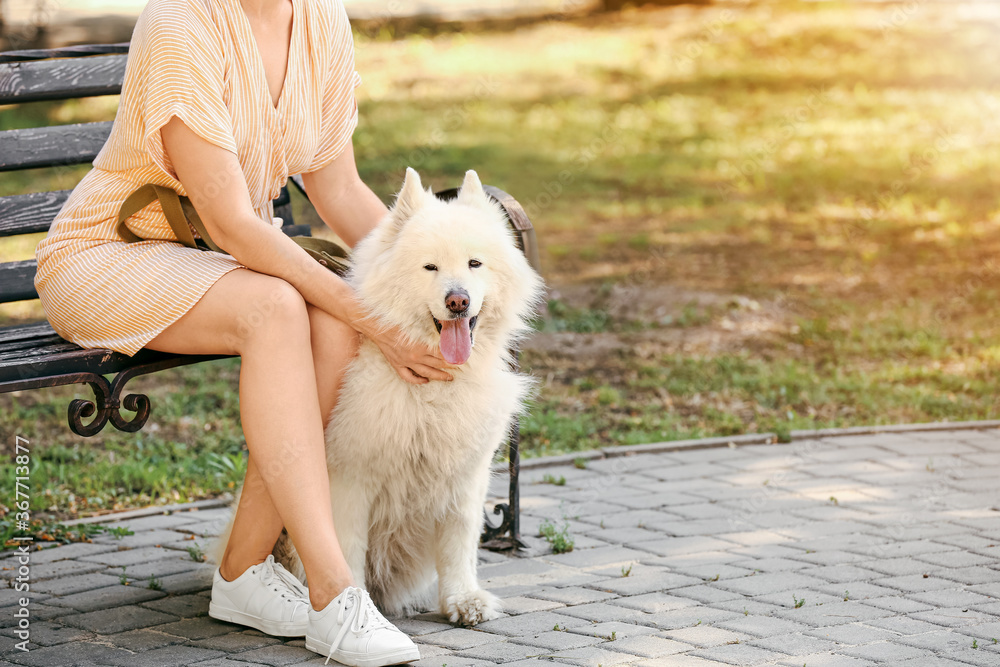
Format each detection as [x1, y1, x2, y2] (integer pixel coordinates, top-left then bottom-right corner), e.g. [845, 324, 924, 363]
[306, 1, 362, 173]
[130, 0, 238, 183]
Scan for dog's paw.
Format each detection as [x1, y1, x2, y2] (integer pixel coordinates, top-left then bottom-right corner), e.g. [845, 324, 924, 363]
[443, 589, 502, 626]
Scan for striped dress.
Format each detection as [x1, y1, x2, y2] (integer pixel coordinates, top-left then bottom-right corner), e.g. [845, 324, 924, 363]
[33, 0, 361, 356]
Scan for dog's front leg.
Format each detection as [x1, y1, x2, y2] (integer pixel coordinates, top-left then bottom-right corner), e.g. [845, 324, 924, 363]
[329, 472, 371, 591]
[434, 478, 502, 626]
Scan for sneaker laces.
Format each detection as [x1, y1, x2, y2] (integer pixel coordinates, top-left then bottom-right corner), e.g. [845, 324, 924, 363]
[257, 554, 309, 603]
[324, 586, 394, 665]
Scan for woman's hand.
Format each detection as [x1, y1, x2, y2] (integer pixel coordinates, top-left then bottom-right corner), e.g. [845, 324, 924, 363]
[361, 321, 453, 385]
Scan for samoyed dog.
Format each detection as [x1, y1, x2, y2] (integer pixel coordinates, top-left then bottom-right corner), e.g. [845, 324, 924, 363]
[215, 168, 543, 626]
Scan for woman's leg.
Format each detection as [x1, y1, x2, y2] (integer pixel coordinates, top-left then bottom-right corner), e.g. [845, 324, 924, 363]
[212, 303, 361, 589]
[146, 268, 356, 609]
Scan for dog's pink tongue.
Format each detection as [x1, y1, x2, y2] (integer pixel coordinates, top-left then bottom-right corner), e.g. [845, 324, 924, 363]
[439, 318, 472, 365]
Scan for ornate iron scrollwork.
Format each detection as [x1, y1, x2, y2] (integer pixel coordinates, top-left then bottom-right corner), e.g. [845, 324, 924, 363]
[67, 366, 153, 436]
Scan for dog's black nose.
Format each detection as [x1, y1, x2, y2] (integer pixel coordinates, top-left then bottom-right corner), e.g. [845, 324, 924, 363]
[445, 289, 470, 314]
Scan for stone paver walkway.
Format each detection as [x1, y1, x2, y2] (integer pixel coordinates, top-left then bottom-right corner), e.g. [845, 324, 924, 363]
[4, 426, 1000, 666]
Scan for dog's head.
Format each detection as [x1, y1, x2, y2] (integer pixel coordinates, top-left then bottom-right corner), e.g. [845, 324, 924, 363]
[350, 168, 544, 366]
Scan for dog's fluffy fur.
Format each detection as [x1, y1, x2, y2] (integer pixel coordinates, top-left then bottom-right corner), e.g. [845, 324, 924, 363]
[214, 168, 544, 626]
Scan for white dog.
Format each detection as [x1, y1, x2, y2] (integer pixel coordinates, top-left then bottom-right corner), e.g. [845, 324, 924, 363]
[216, 168, 543, 626]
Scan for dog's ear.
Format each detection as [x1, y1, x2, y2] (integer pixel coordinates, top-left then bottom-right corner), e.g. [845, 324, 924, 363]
[388, 167, 427, 229]
[456, 170, 489, 208]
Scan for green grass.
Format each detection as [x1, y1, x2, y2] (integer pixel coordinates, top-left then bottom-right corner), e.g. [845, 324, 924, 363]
[1, 1, 999, 520]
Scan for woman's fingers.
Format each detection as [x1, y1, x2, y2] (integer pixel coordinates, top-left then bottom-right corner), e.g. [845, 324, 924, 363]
[409, 364, 453, 382]
[396, 366, 429, 385]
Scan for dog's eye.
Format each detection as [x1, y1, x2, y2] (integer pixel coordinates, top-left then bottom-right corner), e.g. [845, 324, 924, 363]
[423, 264, 438, 272]
[469, 259, 482, 269]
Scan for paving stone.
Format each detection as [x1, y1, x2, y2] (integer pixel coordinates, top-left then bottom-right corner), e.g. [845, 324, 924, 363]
[896, 657, 989, 667]
[32, 572, 122, 596]
[0, 590, 52, 612]
[690, 643, 786, 665]
[0, 621, 92, 647]
[102, 628, 185, 651]
[392, 617, 454, 636]
[776, 654, 878, 667]
[120, 556, 208, 580]
[416, 627, 507, 650]
[498, 596, 565, 615]
[588, 570, 701, 596]
[554, 601, 651, 624]
[19, 542, 120, 565]
[908, 588, 995, 608]
[936, 566, 1000, 586]
[2, 559, 105, 583]
[661, 626, 747, 648]
[546, 645, 636, 666]
[140, 593, 209, 618]
[910, 607, 996, 629]
[58, 602, 176, 635]
[541, 545, 651, 570]
[189, 631, 282, 653]
[716, 571, 827, 598]
[610, 592, 698, 613]
[635, 536, 739, 557]
[449, 612, 591, 641]
[806, 623, 900, 644]
[226, 644, 316, 665]
[639, 657, 740, 667]
[566, 621, 659, 640]
[749, 632, 840, 655]
[527, 587, 618, 605]
[838, 641, 935, 662]
[455, 640, 548, 663]
[947, 648, 1000, 666]
[859, 597, 934, 614]
[643, 605, 742, 630]
[45, 581, 166, 612]
[94, 529, 193, 550]
[602, 634, 691, 658]
[153, 616, 238, 639]
[0, 603, 74, 628]
[772, 601, 893, 627]
[715, 615, 810, 638]
[411, 655, 481, 666]
[509, 630, 604, 652]
[669, 584, 743, 604]
[864, 615, 947, 635]
[895, 629, 981, 652]
[78, 545, 185, 568]
[5, 640, 134, 666]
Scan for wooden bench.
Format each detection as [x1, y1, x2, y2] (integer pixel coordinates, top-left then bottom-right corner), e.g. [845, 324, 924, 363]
[0, 43, 540, 550]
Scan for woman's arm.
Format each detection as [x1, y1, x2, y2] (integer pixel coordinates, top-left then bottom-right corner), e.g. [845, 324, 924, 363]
[300, 142, 385, 248]
[160, 116, 451, 383]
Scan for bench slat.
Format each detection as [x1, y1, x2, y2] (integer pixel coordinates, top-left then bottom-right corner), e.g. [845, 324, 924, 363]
[0, 190, 71, 237]
[0, 321, 223, 385]
[0, 55, 126, 105]
[0, 260, 38, 303]
[0, 122, 113, 171]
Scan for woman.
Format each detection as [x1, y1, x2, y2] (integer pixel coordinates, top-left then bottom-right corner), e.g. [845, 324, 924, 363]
[33, 0, 451, 663]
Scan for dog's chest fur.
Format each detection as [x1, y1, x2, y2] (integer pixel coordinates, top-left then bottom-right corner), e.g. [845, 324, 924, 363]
[323, 340, 526, 513]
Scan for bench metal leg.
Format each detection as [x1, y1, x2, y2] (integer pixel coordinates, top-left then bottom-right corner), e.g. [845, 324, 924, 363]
[480, 350, 527, 552]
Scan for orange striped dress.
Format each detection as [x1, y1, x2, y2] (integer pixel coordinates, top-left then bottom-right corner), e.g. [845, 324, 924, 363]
[33, 0, 361, 356]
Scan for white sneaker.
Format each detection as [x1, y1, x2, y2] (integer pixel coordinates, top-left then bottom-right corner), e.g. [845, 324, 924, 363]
[305, 586, 420, 666]
[209, 554, 310, 636]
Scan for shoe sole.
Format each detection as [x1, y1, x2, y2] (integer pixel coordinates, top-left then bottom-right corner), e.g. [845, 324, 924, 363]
[305, 635, 420, 666]
[209, 601, 308, 637]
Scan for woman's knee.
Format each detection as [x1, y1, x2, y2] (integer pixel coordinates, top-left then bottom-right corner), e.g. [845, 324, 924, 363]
[306, 304, 362, 355]
[231, 276, 310, 352]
